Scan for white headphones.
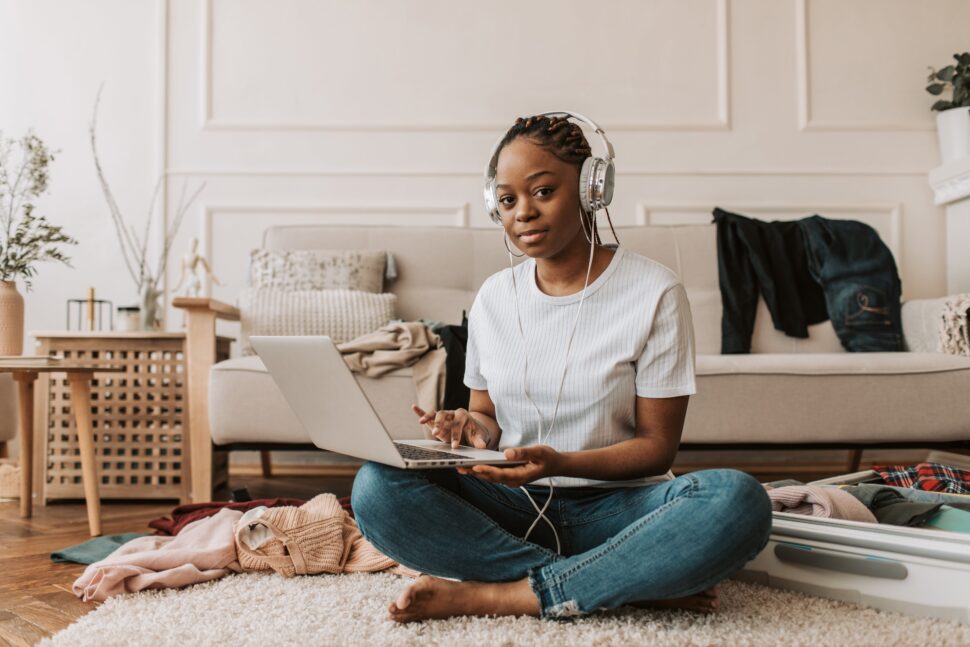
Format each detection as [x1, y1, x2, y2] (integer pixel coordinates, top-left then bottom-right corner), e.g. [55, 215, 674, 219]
[483, 111, 616, 224]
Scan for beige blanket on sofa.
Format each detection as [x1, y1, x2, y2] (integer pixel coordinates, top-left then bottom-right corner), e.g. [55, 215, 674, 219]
[337, 321, 447, 415]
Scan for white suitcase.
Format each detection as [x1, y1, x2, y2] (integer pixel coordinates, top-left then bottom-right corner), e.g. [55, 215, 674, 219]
[739, 469, 970, 624]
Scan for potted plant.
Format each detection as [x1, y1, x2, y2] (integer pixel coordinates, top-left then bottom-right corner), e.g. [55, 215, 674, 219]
[927, 52, 970, 164]
[0, 132, 77, 354]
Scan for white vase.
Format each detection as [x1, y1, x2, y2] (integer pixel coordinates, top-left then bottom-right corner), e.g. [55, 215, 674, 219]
[0, 280, 24, 355]
[936, 106, 970, 164]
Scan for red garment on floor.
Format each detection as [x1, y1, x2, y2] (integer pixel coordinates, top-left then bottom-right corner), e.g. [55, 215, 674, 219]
[147, 497, 345, 535]
[149, 497, 355, 535]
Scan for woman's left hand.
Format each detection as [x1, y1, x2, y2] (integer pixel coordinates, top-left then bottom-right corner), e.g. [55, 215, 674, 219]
[457, 445, 563, 487]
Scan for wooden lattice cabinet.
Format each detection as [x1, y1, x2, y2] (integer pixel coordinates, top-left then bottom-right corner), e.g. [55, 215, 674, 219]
[32, 332, 231, 502]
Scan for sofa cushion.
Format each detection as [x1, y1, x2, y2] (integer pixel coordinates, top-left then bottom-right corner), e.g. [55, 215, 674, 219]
[249, 249, 387, 293]
[208, 356, 424, 445]
[685, 352, 970, 444]
[238, 289, 397, 355]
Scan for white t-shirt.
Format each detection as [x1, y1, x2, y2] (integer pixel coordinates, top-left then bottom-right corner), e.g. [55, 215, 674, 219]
[463, 246, 696, 488]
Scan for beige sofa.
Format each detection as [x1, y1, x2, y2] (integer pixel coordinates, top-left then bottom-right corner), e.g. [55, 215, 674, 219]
[176, 224, 970, 502]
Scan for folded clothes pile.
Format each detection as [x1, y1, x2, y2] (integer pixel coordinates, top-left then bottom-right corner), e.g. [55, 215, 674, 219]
[766, 486, 876, 523]
[763, 470, 970, 534]
[839, 484, 970, 528]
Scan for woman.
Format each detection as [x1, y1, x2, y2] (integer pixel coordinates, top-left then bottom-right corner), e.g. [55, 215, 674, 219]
[351, 114, 772, 622]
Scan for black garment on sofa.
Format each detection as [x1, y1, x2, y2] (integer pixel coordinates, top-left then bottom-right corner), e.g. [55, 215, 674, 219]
[431, 312, 470, 411]
[798, 216, 904, 352]
[714, 208, 904, 353]
[713, 208, 828, 353]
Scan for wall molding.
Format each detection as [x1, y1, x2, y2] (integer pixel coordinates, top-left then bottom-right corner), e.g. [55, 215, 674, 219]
[636, 201, 904, 261]
[199, 0, 731, 132]
[156, 0, 171, 324]
[930, 168, 970, 206]
[795, 0, 933, 133]
[165, 167, 932, 178]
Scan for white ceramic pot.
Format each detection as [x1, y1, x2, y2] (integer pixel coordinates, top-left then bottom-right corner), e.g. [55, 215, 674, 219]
[936, 106, 970, 164]
[0, 280, 24, 355]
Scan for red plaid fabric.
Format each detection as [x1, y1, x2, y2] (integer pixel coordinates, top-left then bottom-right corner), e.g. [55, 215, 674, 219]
[873, 462, 970, 495]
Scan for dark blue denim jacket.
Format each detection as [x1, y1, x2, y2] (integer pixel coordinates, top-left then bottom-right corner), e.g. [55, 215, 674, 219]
[797, 216, 903, 352]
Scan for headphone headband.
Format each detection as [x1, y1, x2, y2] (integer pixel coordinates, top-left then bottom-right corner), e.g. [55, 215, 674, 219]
[482, 111, 615, 179]
[483, 111, 616, 224]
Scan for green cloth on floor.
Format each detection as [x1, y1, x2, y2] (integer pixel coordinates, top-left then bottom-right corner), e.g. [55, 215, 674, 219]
[51, 533, 149, 565]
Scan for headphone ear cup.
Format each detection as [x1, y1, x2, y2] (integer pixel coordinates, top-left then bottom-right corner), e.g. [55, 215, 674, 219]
[601, 160, 615, 207]
[578, 157, 595, 213]
[579, 157, 615, 212]
[483, 178, 501, 224]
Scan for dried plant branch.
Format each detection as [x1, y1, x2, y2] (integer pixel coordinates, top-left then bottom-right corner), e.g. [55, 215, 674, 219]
[89, 84, 205, 305]
[89, 86, 141, 288]
[155, 180, 205, 282]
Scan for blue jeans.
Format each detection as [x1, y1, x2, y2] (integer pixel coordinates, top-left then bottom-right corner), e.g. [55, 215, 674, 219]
[351, 463, 772, 619]
[798, 215, 903, 352]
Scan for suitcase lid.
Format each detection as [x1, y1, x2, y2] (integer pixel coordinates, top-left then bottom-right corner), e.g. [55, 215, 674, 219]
[771, 512, 970, 565]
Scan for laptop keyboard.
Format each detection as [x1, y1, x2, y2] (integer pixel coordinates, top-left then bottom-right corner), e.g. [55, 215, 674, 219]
[395, 443, 468, 462]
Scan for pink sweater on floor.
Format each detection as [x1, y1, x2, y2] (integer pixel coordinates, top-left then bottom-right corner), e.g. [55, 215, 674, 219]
[73, 508, 243, 602]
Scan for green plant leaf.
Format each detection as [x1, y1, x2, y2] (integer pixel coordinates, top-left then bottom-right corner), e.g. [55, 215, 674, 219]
[927, 83, 946, 95]
[958, 52, 970, 66]
[938, 66, 956, 82]
[932, 99, 955, 111]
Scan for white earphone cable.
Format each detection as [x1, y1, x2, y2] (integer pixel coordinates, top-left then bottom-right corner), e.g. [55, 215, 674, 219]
[508, 211, 596, 554]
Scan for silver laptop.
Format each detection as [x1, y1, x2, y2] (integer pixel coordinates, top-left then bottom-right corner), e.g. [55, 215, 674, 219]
[251, 336, 523, 469]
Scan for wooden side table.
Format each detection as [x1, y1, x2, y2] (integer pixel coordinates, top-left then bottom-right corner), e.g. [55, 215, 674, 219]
[0, 359, 124, 536]
[31, 331, 232, 505]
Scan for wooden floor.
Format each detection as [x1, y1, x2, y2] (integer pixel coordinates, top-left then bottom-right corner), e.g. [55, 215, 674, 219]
[0, 474, 354, 647]
[0, 461, 860, 645]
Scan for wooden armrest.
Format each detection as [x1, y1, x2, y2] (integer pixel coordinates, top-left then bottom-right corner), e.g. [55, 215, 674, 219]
[172, 297, 240, 321]
[175, 297, 238, 502]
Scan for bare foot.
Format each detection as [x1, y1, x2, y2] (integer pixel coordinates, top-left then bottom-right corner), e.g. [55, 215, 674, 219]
[627, 587, 720, 614]
[388, 575, 540, 623]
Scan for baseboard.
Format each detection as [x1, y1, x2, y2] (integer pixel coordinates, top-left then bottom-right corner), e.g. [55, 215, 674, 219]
[229, 463, 360, 478]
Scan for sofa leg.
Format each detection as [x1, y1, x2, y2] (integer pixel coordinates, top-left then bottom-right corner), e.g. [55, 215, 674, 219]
[0, 441, 7, 459]
[846, 449, 863, 473]
[260, 450, 273, 478]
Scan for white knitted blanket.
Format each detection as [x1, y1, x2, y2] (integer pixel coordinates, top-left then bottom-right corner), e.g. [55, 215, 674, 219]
[939, 293, 970, 357]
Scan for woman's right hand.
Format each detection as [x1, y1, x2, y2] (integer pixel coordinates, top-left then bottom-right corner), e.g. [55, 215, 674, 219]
[411, 404, 492, 449]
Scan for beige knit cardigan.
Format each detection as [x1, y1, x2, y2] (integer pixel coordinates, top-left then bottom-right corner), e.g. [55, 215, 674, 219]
[234, 493, 418, 578]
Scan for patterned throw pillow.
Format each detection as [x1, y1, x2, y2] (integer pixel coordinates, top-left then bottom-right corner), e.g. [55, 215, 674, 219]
[239, 289, 397, 355]
[249, 249, 387, 293]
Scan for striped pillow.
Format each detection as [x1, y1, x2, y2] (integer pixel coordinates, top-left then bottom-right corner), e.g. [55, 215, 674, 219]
[239, 288, 397, 356]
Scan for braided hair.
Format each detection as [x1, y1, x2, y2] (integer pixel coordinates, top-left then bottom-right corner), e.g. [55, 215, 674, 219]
[491, 114, 602, 243]
[490, 114, 592, 175]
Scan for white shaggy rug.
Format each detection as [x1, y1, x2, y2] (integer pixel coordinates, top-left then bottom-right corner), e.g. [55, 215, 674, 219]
[40, 572, 970, 647]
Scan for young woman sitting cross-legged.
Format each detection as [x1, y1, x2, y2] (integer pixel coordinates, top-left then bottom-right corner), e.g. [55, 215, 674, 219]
[351, 112, 772, 623]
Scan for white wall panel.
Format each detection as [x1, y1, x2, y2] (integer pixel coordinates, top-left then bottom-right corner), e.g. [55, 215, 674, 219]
[204, 0, 728, 131]
[798, 0, 970, 131]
